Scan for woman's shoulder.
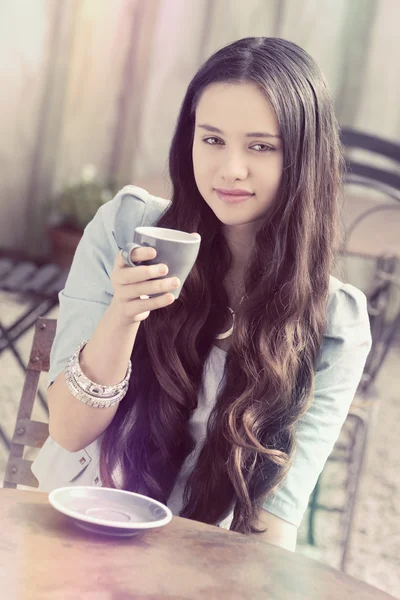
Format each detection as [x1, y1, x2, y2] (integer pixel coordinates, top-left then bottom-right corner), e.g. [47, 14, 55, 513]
[82, 185, 170, 270]
[100, 184, 170, 219]
[326, 275, 371, 343]
[98, 184, 170, 241]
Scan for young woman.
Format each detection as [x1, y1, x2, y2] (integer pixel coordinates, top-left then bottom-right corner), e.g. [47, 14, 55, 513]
[32, 37, 372, 551]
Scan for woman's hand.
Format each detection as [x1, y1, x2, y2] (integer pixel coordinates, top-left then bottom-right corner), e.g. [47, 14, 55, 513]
[110, 246, 180, 324]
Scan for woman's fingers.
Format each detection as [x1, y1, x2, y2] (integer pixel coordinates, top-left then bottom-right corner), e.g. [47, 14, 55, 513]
[115, 245, 157, 268]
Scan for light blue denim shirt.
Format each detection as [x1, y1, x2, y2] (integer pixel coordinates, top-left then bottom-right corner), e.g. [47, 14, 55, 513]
[31, 185, 372, 528]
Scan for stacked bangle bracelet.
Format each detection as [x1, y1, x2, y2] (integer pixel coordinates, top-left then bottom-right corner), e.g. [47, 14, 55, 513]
[64, 340, 132, 408]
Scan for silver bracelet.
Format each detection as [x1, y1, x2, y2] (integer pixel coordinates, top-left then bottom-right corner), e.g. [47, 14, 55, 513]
[65, 370, 126, 407]
[68, 340, 132, 396]
[64, 359, 129, 408]
[63, 340, 132, 408]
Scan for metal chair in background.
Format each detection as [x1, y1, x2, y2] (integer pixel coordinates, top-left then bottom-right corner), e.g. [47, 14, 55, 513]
[0, 257, 67, 450]
[307, 128, 400, 571]
[340, 127, 400, 396]
[340, 127, 400, 192]
[3, 318, 56, 488]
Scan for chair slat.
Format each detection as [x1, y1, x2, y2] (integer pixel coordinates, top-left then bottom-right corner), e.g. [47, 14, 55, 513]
[28, 318, 57, 372]
[4, 458, 39, 488]
[341, 128, 400, 162]
[3, 317, 57, 489]
[17, 264, 61, 293]
[0, 258, 13, 280]
[12, 419, 49, 448]
[345, 163, 400, 192]
[0, 262, 38, 290]
[17, 370, 41, 421]
[46, 271, 68, 294]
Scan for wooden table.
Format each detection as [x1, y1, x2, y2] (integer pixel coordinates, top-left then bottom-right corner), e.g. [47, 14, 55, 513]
[0, 489, 397, 600]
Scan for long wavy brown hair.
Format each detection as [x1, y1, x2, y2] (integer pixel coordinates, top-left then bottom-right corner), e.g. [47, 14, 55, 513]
[100, 37, 345, 534]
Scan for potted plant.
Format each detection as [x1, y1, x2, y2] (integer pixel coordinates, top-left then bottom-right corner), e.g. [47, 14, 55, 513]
[47, 165, 119, 269]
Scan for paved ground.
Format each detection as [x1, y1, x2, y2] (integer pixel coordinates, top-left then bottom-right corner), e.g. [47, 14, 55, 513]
[0, 291, 399, 598]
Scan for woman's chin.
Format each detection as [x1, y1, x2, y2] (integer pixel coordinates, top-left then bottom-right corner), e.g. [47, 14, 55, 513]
[208, 205, 259, 227]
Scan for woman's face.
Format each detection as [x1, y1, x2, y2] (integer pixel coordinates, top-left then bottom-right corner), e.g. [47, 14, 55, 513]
[192, 81, 283, 228]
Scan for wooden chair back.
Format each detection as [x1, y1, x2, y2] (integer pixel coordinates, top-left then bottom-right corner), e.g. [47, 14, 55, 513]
[3, 317, 57, 488]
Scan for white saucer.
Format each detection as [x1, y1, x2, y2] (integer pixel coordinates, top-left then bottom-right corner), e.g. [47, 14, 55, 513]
[48, 486, 173, 537]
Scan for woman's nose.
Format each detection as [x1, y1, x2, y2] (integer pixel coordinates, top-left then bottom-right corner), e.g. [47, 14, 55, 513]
[218, 151, 249, 181]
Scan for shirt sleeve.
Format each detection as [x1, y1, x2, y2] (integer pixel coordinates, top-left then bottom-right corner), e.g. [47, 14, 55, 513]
[261, 281, 372, 527]
[47, 186, 148, 387]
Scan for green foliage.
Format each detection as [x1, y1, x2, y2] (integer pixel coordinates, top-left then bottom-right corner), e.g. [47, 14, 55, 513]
[51, 165, 120, 231]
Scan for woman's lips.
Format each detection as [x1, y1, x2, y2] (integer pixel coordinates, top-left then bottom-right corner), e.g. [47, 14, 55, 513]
[215, 190, 254, 203]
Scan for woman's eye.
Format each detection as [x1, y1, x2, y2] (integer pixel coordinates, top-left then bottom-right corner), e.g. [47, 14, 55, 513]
[251, 144, 274, 152]
[203, 137, 222, 145]
[202, 138, 275, 152]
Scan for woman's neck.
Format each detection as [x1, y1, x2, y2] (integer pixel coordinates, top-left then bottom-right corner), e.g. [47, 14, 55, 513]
[213, 225, 257, 350]
[224, 269, 246, 312]
[222, 222, 258, 272]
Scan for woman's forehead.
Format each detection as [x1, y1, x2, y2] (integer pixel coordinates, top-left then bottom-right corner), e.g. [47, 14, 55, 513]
[195, 82, 279, 135]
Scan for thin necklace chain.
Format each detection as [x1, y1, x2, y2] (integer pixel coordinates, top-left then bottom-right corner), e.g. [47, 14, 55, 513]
[215, 295, 245, 340]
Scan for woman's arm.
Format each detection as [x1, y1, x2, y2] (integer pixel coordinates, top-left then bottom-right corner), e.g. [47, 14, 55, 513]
[46, 187, 165, 452]
[48, 299, 140, 452]
[260, 280, 372, 532]
[255, 510, 298, 552]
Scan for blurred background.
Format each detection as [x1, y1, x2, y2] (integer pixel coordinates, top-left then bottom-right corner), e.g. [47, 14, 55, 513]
[0, 1, 399, 597]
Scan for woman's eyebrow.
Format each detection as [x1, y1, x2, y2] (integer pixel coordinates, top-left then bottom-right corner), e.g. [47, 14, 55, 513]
[197, 124, 281, 139]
